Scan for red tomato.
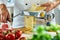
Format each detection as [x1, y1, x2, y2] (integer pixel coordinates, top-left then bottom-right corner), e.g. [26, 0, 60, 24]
[0, 29, 2, 33]
[15, 30, 22, 39]
[2, 23, 8, 31]
[19, 37, 26, 40]
[5, 34, 15, 40]
[0, 33, 4, 40]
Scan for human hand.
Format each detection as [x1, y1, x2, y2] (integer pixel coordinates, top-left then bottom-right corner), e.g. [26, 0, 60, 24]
[0, 4, 12, 23]
[41, 2, 55, 12]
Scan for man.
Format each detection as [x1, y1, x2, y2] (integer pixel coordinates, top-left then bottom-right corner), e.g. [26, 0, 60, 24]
[0, 0, 60, 28]
[13, 0, 60, 28]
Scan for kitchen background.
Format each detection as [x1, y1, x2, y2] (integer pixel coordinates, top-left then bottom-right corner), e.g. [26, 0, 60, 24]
[3, 0, 60, 25]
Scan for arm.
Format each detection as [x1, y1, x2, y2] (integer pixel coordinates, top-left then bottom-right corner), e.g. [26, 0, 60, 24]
[53, 0, 60, 8]
[55, 0, 60, 3]
[41, 0, 60, 12]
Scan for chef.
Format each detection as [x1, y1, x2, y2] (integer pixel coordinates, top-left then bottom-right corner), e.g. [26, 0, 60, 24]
[13, 0, 60, 28]
[0, 0, 60, 28]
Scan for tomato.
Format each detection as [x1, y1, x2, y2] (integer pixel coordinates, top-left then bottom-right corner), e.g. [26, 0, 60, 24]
[15, 30, 22, 39]
[5, 34, 15, 40]
[2, 23, 8, 31]
[0, 33, 4, 40]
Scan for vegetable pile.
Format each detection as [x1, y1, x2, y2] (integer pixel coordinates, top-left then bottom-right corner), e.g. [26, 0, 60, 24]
[0, 23, 26, 40]
[30, 24, 60, 40]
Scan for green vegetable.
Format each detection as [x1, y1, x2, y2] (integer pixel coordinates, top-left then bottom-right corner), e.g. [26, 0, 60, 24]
[43, 34, 51, 40]
[31, 33, 51, 40]
[53, 33, 60, 40]
[31, 34, 38, 40]
[30, 24, 60, 40]
[36, 25, 45, 33]
[50, 24, 58, 31]
[45, 27, 50, 31]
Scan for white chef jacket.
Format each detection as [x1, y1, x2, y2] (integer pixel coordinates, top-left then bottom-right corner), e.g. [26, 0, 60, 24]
[13, 0, 56, 28]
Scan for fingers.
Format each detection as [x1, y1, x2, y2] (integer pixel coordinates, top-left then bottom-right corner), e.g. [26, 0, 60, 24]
[1, 16, 7, 23]
[40, 2, 51, 7]
[40, 2, 51, 12]
[46, 3, 55, 12]
[1, 14, 12, 23]
[7, 19, 12, 22]
[41, 2, 55, 12]
[7, 10, 12, 22]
